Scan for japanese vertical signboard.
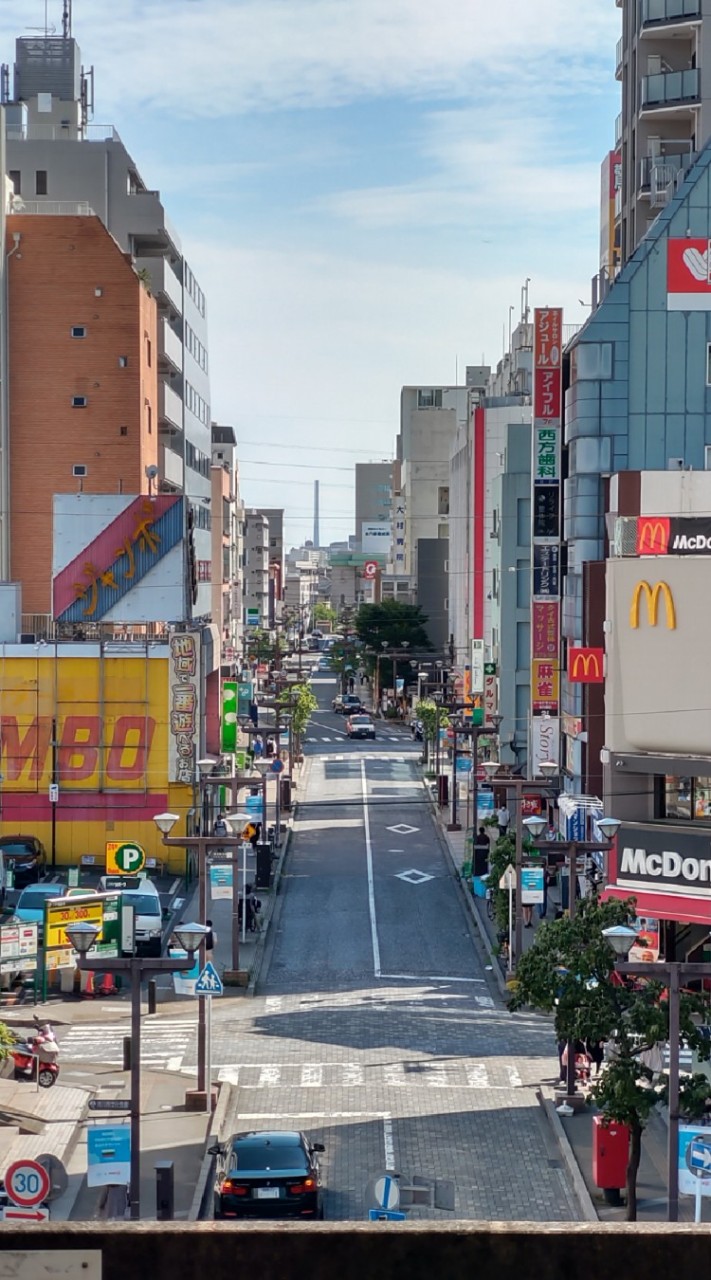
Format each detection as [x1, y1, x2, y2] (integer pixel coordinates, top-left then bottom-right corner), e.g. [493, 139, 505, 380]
[393, 492, 406, 572]
[221, 681, 237, 752]
[168, 629, 200, 784]
[531, 308, 563, 762]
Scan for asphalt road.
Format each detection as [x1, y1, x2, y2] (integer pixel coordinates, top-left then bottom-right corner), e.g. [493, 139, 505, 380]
[206, 669, 579, 1222]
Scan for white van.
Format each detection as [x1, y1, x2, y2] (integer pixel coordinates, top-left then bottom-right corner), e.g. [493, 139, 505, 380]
[99, 874, 163, 957]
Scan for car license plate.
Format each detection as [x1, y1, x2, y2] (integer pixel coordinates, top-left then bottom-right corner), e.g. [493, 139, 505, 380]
[256, 1187, 280, 1199]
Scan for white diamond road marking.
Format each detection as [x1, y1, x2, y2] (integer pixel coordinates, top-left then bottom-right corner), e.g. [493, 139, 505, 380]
[386, 823, 419, 835]
[396, 869, 434, 884]
[61, 1019, 195, 1068]
[214, 1061, 524, 1090]
[474, 995, 495, 1009]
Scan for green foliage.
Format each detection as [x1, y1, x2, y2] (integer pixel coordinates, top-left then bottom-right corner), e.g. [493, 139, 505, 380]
[509, 896, 711, 1219]
[485, 833, 515, 932]
[314, 603, 337, 624]
[277, 682, 317, 741]
[355, 599, 433, 673]
[0, 1021, 15, 1059]
[245, 629, 274, 662]
[417, 699, 450, 746]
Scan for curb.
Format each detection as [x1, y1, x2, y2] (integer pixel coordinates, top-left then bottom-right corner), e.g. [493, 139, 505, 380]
[424, 782, 510, 1001]
[538, 1088, 599, 1222]
[188, 1080, 235, 1221]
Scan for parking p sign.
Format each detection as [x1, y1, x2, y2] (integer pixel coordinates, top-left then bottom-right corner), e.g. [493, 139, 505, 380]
[106, 841, 146, 876]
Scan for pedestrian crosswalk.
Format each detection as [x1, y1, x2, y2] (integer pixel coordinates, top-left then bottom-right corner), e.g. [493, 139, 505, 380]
[60, 1018, 195, 1071]
[306, 736, 411, 744]
[216, 1059, 524, 1091]
[318, 755, 408, 763]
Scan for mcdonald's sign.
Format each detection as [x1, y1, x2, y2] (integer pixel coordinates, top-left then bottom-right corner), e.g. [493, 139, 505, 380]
[629, 581, 676, 630]
[568, 647, 604, 684]
[636, 517, 670, 556]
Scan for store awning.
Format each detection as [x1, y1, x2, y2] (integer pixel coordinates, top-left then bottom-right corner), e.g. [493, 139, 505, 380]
[603, 884, 711, 928]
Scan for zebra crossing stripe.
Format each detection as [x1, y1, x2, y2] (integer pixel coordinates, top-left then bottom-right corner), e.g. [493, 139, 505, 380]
[214, 1060, 528, 1090]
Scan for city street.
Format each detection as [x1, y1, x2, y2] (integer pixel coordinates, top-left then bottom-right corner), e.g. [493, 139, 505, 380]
[54, 674, 579, 1222]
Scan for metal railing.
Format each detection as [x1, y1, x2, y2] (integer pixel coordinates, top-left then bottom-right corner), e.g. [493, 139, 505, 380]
[641, 0, 701, 24]
[7, 199, 94, 216]
[639, 150, 695, 190]
[641, 67, 700, 108]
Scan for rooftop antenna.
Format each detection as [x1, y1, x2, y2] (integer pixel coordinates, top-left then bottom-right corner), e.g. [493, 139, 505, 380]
[63, 0, 72, 38]
[27, 1, 56, 36]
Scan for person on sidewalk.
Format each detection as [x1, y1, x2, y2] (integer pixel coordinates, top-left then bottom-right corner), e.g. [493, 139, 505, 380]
[523, 902, 534, 929]
[205, 919, 216, 964]
[473, 827, 491, 878]
[213, 813, 228, 839]
[496, 804, 510, 838]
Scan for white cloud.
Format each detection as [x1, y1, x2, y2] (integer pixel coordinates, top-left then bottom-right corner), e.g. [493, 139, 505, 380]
[0, 0, 617, 118]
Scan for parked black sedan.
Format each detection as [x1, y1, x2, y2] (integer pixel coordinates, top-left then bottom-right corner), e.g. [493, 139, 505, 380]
[0, 835, 47, 887]
[213, 1130, 325, 1219]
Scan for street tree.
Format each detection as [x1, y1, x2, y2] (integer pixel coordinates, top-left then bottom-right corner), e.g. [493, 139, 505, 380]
[416, 699, 449, 766]
[313, 603, 337, 627]
[509, 896, 711, 1220]
[356, 600, 432, 689]
[277, 682, 317, 758]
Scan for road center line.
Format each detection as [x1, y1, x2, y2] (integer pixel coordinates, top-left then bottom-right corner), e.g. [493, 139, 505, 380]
[361, 758, 382, 979]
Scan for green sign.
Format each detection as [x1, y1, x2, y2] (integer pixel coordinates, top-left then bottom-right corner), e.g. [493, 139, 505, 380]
[235, 749, 248, 772]
[222, 681, 237, 752]
[484, 662, 497, 676]
[109, 842, 146, 875]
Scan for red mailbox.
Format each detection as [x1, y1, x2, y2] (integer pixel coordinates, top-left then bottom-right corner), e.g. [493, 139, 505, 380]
[592, 1114, 629, 1189]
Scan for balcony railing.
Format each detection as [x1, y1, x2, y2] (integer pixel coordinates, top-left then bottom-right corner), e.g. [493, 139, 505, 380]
[7, 199, 94, 216]
[615, 112, 622, 145]
[639, 150, 695, 189]
[641, 67, 699, 108]
[641, 0, 701, 26]
[616, 36, 624, 77]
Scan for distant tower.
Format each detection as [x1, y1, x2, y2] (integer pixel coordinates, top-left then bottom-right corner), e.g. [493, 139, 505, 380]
[313, 479, 320, 548]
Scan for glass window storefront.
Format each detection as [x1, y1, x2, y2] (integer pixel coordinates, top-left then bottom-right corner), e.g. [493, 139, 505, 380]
[664, 776, 711, 821]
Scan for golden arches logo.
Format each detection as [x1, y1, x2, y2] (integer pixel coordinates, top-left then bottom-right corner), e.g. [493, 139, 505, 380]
[629, 581, 676, 630]
[637, 519, 669, 554]
[571, 652, 601, 679]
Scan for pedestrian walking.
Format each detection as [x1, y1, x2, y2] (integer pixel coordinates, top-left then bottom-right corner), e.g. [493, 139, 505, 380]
[205, 919, 216, 964]
[473, 826, 490, 878]
[496, 804, 510, 837]
[252, 733, 264, 759]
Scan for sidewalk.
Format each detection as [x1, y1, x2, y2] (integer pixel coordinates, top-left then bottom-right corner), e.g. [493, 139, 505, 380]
[430, 789, 702, 1223]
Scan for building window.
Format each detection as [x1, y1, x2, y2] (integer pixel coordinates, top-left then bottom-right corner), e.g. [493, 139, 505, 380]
[438, 523, 449, 539]
[120, 425, 128, 437]
[437, 486, 449, 516]
[72, 396, 87, 407]
[146, 402, 152, 434]
[664, 775, 711, 821]
[35, 170, 48, 196]
[71, 326, 86, 338]
[417, 388, 443, 409]
[9, 171, 20, 195]
[72, 464, 87, 477]
[118, 355, 128, 367]
[145, 336, 152, 367]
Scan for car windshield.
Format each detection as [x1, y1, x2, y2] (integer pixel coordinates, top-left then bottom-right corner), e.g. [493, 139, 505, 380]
[124, 894, 161, 916]
[231, 1144, 307, 1173]
[17, 886, 57, 906]
[351, 717, 371, 725]
[1, 843, 34, 856]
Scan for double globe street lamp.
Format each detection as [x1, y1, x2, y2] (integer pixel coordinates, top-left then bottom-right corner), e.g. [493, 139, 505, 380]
[65, 918, 207, 1221]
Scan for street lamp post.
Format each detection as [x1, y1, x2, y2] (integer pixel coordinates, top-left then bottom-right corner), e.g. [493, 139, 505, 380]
[446, 714, 502, 834]
[603, 925, 711, 1222]
[66, 919, 206, 1221]
[153, 803, 254, 1107]
[523, 813, 621, 1104]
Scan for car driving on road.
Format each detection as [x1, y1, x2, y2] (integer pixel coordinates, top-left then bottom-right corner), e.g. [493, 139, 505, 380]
[335, 694, 364, 716]
[346, 714, 376, 740]
[213, 1130, 325, 1219]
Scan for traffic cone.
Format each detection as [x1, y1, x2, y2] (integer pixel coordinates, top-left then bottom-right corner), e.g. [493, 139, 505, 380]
[97, 972, 117, 997]
[80, 968, 95, 998]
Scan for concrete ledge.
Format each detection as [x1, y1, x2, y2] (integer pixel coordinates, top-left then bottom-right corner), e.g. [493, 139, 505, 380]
[189, 1081, 234, 1221]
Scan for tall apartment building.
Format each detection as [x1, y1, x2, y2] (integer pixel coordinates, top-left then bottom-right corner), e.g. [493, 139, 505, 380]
[7, 213, 158, 616]
[3, 30, 213, 617]
[354, 462, 394, 547]
[211, 423, 244, 661]
[615, 0, 711, 266]
[256, 508, 284, 628]
[398, 386, 468, 585]
[244, 510, 269, 630]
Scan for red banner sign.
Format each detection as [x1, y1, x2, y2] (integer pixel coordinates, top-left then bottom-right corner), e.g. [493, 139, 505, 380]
[532, 601, 559, 659]
[533, 308, 563, 424]
[567, 647, 604, 684]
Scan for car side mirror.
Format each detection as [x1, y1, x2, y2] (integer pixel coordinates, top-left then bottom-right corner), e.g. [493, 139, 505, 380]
[207, 1142, 226, 1158]
[311, 1142, 325, 1153]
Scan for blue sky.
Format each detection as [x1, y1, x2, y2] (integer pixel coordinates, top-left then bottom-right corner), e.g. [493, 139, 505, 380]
[1, 0, 620, 545]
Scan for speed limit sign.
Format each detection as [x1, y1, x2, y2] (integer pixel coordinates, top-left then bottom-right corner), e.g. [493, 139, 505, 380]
[5, 1158, 51, 1206]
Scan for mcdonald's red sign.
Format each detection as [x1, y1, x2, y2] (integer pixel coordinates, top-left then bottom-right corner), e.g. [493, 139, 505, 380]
[568, 647, 604, 684]
[636, 517, 670, 556]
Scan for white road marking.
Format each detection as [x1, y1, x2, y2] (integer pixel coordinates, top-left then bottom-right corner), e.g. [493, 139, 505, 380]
[506, 1064, 522, 1087]
[342, 1063, 365, 1086]
[258, 1066, 281, 1087]
[212, 1061, 524, 1090]
[378, 973, 486, 984]
[382, 1064, 407, 1087]
[383, 1115, 395, 1169]
[361, 758, 382, 978]
[265, 996, 283, 1013]
[474, 995, 496, 1009]
[466, 1064, 488, 1089]
[301, 1065, 323, 1087]
[166, 1056, 183, 1071]
[169, 877, 180, 894]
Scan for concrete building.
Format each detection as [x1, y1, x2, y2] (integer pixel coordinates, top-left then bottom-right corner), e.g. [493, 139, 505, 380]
[614, 0, 710, 268]
[284, 561, 319, 629]
[244, 510, 269, 631]
[3, 30, 213, 617]
[256, 508, 284, 628]
[354, 461, 395, 547]
[398, 386, 469, 589]
[211, 423, 244, 663]
[562, 139, 711, 795]
[6, 212, 157, 617]
[416, 539, 448, 655]
[489, 422, 532, 770]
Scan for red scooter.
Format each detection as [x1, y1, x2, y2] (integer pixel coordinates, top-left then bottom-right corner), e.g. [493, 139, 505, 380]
[11, 1021, 60, 1088]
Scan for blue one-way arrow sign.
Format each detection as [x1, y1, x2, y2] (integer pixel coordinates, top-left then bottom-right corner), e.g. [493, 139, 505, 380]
[195, 961, 223, 996]
[690, 1137, 711, 1175]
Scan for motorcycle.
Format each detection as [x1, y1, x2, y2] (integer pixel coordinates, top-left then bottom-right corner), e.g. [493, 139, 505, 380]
[11, 1020, 60, 1088]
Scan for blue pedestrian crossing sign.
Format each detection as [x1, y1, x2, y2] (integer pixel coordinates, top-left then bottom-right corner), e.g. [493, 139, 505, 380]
[195, 962, 223, 996]
[368, 1209, 406, 1221]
